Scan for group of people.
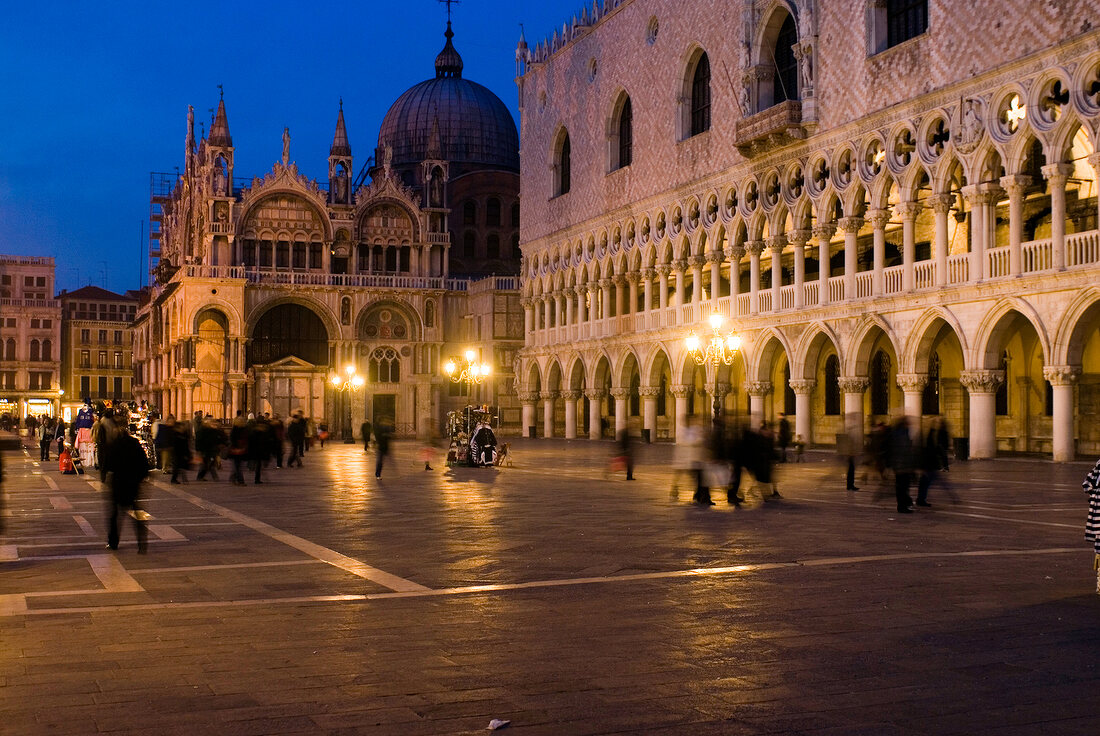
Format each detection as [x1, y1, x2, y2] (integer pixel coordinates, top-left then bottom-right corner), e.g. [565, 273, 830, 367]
[667, 416, 787, 507]
[153, 410, 315, 486]
[841, 415, 954, 513]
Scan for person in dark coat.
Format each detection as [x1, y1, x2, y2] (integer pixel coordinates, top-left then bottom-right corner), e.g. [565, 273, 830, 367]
[617, 430, 635, 481]
[106, 428, 149, 552]
[55, 418, 66, 457]
[195, 417, 226, 481]
[228, 413, 249, 485]
[777, 413, 792, 462]
[360, 420, 372, 453]
[374, 423, 392, 479]
[887, 416, 916, 513]
[287, 413, 307, 467]
[249, 416, 272, 484]
[170, 421, 191, 484]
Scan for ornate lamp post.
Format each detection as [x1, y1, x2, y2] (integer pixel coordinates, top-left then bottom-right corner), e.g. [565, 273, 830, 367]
[330, 364, 365, 443]
[443, 349, 491, 433]
[685, 312, 742, 423]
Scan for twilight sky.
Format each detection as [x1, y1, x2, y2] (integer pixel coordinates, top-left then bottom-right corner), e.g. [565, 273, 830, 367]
[0, 0, 576, 294]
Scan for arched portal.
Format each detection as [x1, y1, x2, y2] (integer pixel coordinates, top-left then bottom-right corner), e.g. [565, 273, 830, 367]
[248, 303, 331, 420]
[194, 309, 229, 418]
[977, 308, 1048, 454]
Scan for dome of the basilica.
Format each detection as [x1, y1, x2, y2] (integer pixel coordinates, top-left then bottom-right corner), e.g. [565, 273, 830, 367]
[377, 23, 519, 173]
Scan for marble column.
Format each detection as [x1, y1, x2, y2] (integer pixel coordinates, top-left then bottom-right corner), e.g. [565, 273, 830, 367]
[788, 230, 809, 309]
[614, 275, 627, 318]
[724, 245, 745, 312]
[1044, 366, 1080, 462]
[641, 268, 655, 313]
[745, 240, 764, 314]
[561, 390, 581, 439]
[600, 278, 613, 320]
[961, 185, 985, 282]
[1000, 174, 1030, 276]
[707, 251, 722, 310]
[813, 224, 836, 305]
[541, 390, 558, 438]
[896, 373, 927, 421]
[928, 194, 953, 287]
[766, 235, 785, 311]
[866, 208, 890, 296]
[789, 378, 815, 445]
[689, 255, 705, 305]
[563, 287, 575, 327]
[640, 387, 660, 442]
[520, 391, 538, 438]
[673, 260, 687, 309]
[746, 380, 772, 428]
[586, 389, 606, 440]
[960, 370, 1004, 459]
[611, 387, 630, 436]
[838, 377, 869, 440]
[837, 217, 863, 301]
[1042, 163, 1074, 271]
[1090, 153, 1100, 229]
[897, 202, 921, 291]
[656, 265, 671, 310]
[670, 384, 691, 442]
[627, 273, 640, 315]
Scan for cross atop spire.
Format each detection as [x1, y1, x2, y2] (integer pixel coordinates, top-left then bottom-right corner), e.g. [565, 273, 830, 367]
[439, 0, 460, 23]
[218, 83, 223, 100]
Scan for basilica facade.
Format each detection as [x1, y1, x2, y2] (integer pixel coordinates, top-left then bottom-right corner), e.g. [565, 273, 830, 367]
[515, 0, 1100, 460]
[131, 24, 524, 437]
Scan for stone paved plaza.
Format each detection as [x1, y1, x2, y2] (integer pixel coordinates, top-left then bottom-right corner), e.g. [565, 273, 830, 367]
[2, 438, 1099, 735]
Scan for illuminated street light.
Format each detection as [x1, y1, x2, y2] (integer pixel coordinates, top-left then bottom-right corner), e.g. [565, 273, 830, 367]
[685, 312, 741, 422]
[443, 349, 492, 434]
[330, 363, 365, 443]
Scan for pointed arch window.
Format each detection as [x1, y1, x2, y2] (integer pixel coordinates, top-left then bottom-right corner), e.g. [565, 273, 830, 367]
[871, 351, 891, 415]
[773, 14, 798, 105]
[41, 339, 52, 362]
[369, 347, 400, 384]
[555, 131, 571, 196]
[921, 353, 941, 415]
[690, 53, 711, 136]
[824, 355, 840, 416]
[3, 338, 15, 360]
[29, 339, 40, 362]
[615, 96, 633, 170]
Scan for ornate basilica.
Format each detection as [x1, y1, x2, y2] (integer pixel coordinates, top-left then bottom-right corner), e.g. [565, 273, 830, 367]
[516, 0, 1100, 460]
[132, 24, 523, 437]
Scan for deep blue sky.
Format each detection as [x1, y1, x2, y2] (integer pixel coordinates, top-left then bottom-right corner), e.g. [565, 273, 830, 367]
[0, 0, 576, 294]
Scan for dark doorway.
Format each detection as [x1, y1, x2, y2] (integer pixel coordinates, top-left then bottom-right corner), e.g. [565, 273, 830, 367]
[373, 394, 396, 427]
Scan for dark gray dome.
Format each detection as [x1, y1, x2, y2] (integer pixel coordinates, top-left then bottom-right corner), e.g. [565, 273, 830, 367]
[377, 24, 519, 173]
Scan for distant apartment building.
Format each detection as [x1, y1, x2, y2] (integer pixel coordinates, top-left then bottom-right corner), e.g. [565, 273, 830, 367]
[0, 255, 63, 420]
[58, 286, 139, 411]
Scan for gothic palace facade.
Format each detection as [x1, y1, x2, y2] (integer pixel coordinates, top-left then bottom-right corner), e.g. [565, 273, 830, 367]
[515, 0, 1100, 460]
[131, 25, 524, 437]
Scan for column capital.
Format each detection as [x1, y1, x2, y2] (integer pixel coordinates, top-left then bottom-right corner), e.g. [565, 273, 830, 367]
[866, 207, 892, 229]
[978, 182, 1005, 201]
[625, 272, 641, 285]
[786, 229, 811, 248]
[687, 255, 707, 269]
[584, 388, 607, 401]
[724, 245, 746, 261]
[837, 376, 870, 394]
[999, 174, 1032, 194]
[521, 297, 535, 309]
[960, 184, 982, 205]
[1042, 365, 1081, 386]
[539, 390, 560, 401]
[744, 239, 765, 257]
[671, 259, 688, 273]
[613, 274, 628, 287]
[518, 391, 540, 403]
[959, 369, 1004, 393]
[638, 386, 662, 398]
[1041, 162, 1075, 183]
[669, 384, 693, 398]
[705, 250, 723, 265]
[893, 202, 923, 221]
[895, 372, 928, 392]
[560, 390, 583, 400]
[812, 224, 837, 242]
[610, 387, 632, 400]
[837, 217, 864, 234]
[655, 264, 672, 278]
[641, 267, 656, 280]
[709, 382, 732, 398]
[745, 380, 773, 397]
[788, 378, 816, 394]
[926, 193, 955, 215]
[598, 278, 613, 288]
[562, 286, 576, 298]
[587, 282, 600, 293]
[765, 235, 787, 252]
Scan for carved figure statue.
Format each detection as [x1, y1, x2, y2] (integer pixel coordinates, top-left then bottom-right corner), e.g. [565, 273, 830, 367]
[798, 0, 814, 40]
[213, 161, 227, 195]
[739, 77, 751, 116]
[799, 43, 814, 92]
[333, 175, 347, 203]
[282, 127, 291, 164]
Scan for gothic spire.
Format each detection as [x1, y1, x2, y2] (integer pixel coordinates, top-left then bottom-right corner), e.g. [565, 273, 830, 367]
[209, 94, 232, 147]
[330, 99, 352, 158]
[434, 21, 464, 79]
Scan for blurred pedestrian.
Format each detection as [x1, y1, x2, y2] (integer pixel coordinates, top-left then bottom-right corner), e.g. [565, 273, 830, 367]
[839, 413, 862, 491]
[374, 423, 392, 479]
[616, 429, 635, 481]
[105, 426, 149, 553]
[55, 418, 66, 457]
[228, 412, 249, 485]
[777, 413, 792, 463]
[37, 418, 52, 462]
[756, 421, 781, 500]
[287, 412, 307, 467]
[887, 416, 916, 513]
[360, 419, 372, 453]
[154, 415, 175, 472]
[935, 417, 952, 471]
[678, 417, 710, 505]
[272, 414, 286, 469]
[170, 419, 191, 484]
[249, 415, 272, 484]
[195, 417, 226, 481]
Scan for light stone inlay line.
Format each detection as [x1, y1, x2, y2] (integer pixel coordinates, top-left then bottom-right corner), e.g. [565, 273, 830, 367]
[72, 515, 96, 537]
[2, 546, 1084, 616]
[796, 496, 1080, 529]
[49, 496, 73, 510]
[151, 480, 428, 593]
[147, 524, 187, 541]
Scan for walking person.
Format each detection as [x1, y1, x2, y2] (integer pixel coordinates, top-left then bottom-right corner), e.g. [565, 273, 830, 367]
[154, 415, 175, 473]
[360, 419, 372, 453]
[55, 418, 66, 458]
[616, 429, 635, 481]
[195, 417, 225, 481]
[777, 413, 792, 463]
[170, 420, 191, 484]
[286, 412, 307, 467]
[228, 413, 249, 485]
[887, 416, 916, 513]
[840, 413, 862, 491]
[38, 418, 52, 462]
[105, 426, 149, 553]
[271, 414, 286, 469]
[1083, 457, 1100, 594]
[249, 415, 271, 484]
[725, 420, 745, 506]
[374, 423, 392, 479]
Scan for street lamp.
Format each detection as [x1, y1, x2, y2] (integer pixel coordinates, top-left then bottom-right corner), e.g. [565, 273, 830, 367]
[443, 349, 491, 434]
[330, 363, 365, 443]
[685, 312, 742, 423]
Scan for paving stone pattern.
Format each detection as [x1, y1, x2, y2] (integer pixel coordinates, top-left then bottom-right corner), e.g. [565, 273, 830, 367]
[2, 438, 1099, 735]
